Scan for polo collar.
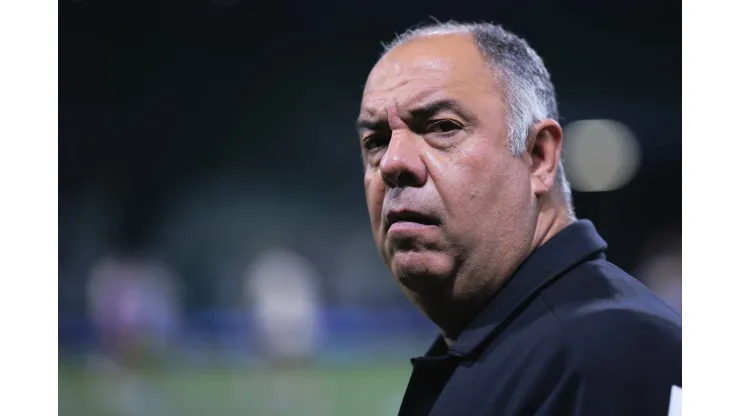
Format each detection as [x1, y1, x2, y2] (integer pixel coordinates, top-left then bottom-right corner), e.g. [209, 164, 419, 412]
[441, 219, 608, 358]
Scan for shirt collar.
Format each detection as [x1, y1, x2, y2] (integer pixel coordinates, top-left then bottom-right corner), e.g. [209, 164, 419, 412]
[436, 219, 608, 359]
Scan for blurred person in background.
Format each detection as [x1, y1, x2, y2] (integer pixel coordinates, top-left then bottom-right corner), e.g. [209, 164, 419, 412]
[244, 246, 327, 414]
[637, 231, 682, 312]
[86, 250, 180, 415]
[357, 21, 681, 415]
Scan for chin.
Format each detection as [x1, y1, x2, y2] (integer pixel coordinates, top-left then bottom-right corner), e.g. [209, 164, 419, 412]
[391, 251, 455, 291]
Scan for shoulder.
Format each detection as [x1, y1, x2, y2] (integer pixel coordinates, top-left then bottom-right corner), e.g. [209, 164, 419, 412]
[513, 305, 681, 415]
[562, 306, 681, 370]
[476, 304, 681, 415]
[541, 260, 681, 380]
[555, 306, 681, 414]
[542, 256, 681, 336]
[532, 296, 681, 378]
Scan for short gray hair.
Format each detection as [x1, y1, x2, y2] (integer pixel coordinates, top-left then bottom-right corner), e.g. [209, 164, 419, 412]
[383, 21, 575, 218]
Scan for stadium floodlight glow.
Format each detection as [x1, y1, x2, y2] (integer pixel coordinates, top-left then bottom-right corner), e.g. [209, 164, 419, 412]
[562, 119, 641, 192]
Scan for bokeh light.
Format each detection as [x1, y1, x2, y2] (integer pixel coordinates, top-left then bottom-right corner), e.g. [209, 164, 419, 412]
[563, 119, 642, 192]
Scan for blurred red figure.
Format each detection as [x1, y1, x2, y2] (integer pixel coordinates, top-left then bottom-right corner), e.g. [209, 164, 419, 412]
[87, 252, 180, 368]
[85, 252, 180, 415]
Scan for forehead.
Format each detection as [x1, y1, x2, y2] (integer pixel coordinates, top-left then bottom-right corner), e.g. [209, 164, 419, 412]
[361, 34, 498, 115]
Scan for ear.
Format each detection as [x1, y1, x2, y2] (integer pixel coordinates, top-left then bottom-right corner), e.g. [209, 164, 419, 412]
[526, 119, 563, 196]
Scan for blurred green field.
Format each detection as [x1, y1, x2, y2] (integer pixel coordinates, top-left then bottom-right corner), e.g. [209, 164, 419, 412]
[59, 360, 410, 416]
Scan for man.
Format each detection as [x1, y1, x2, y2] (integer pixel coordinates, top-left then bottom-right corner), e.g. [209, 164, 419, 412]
[356, 21, 681, 415]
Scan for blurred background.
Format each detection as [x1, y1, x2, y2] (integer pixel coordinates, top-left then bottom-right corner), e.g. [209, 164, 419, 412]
[58, 0, 680, 415]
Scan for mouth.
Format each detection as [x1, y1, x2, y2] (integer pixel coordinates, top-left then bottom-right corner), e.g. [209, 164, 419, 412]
[385, 210, 440, 231]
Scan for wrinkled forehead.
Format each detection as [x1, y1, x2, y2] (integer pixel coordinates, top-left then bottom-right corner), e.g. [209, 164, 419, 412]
[360, 35, 497, 117]
[364, 55, 454, 94]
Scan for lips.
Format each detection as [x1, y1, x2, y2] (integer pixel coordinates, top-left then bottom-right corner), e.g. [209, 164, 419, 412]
[385, 209, 439, 231]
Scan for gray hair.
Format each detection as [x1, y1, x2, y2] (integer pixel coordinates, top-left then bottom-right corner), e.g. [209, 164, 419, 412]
[383, 21, 575, 218]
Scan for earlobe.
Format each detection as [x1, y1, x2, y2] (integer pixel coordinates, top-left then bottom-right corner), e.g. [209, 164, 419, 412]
[528, 119, 563, 196]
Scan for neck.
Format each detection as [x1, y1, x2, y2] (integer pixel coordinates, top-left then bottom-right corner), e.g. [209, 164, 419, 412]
[532, 196, 574, 252]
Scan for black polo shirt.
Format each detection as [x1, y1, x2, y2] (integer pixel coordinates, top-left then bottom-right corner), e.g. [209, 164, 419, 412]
[398, 220, 682, 416]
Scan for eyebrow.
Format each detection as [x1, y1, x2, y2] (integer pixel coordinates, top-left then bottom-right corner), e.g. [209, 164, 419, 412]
[356, 98, 472, 133]
[408, 98, 473, 121]
[355, 118, 384, 134]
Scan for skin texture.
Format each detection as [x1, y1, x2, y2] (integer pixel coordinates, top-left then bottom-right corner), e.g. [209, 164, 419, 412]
[357, 33, 572, 342]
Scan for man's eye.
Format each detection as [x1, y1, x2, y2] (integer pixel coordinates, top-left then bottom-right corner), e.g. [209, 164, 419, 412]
[363, 134, 389, 150]
[428, 120, 462, 134]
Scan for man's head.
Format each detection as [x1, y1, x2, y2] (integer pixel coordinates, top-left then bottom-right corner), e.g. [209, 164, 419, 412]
[357, 22, 575, 337]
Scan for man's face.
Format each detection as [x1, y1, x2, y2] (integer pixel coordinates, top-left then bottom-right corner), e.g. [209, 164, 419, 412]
[358, 34, 538, 301]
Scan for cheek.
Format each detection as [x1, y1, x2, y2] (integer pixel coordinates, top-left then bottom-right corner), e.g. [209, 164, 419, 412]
[467, 158, 532, 235]
[437, 147, 524, 223]
[474, 156, 528, 206]
[364, 172, 385, 228]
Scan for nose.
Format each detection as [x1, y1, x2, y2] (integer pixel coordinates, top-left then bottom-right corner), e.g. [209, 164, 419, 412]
[379, 131, 428, 188]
